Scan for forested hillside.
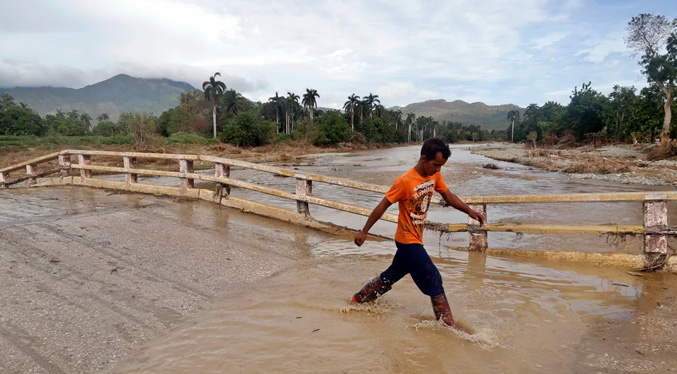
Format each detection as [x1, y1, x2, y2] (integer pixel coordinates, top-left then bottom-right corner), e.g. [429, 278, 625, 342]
[1, 74, 194, 122]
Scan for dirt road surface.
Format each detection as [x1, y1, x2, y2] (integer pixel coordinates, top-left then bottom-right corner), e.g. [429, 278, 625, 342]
[0, 186, 331, 373]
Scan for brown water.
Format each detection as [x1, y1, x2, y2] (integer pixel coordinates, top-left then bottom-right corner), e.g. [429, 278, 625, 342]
[119, 249, 655, 374]
[110, 144, 676, 373]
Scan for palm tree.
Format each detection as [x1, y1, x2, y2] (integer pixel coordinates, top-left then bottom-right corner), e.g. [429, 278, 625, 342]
[405, 113, 416, 142]
[285, 92, 300, 134]
[302, 89, 320, 123]
[358, 98, 368, 122]
[343, 94, 360, 131]
[364, 93, 380, 117]
[374, 104, 385, 118]
[393, 109, 402, 130]
[506, 109, 520, 143]
[222, 89, 245, 116]
[203, 72, 227, 138]
[268, 92, 283, 131]
[67, 109, 80, 120]
[80, 113, 93, 131]
[97, 113, 109, 122]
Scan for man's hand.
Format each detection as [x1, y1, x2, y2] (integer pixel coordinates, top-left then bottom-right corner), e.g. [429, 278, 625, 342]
[354, 231, 367, 247]
[468, 210, 486, 226]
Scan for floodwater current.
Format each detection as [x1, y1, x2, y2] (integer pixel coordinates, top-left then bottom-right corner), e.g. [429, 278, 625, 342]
[109, 144, 675, 373]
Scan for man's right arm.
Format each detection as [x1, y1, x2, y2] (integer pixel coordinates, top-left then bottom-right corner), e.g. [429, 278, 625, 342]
[354, 197, 393, 247]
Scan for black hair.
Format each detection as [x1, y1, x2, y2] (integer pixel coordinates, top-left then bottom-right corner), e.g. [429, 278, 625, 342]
[420, 138, 451, 160]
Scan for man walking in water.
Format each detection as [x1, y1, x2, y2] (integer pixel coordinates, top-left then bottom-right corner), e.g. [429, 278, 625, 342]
[352, 138, 485, 332]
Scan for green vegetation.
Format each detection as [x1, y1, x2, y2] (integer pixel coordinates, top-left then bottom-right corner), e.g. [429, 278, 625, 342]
[0, 13, 674, 153]
[220, 110, 276, 147]
[625, 14, 676, 149]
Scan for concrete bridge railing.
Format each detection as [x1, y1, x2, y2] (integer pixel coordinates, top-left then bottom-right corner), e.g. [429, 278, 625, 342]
[1, 149, 675, 270]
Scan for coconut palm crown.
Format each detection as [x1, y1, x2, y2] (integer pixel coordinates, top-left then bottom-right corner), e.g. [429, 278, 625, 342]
[302, 88, 320, 122]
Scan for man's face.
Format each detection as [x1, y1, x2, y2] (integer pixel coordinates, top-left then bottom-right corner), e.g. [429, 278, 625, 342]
[421, 152, 448, 177]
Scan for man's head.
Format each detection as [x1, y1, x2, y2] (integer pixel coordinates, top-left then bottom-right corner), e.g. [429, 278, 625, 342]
[418, 138, 451, 177]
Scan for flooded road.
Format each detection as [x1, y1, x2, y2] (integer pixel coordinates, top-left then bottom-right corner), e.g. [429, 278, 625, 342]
[2, 144, 676, 373]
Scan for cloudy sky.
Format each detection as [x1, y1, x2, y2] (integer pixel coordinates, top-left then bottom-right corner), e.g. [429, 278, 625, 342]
[1, 0, 675, 109]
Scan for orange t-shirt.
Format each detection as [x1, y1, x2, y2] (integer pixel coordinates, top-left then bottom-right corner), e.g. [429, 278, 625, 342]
[385, 168, 449, 245]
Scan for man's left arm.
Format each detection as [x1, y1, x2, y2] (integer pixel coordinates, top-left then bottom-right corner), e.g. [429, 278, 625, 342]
[440, 190, 485, 225]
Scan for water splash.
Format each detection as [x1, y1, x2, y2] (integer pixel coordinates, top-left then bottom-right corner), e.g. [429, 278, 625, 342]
[407, 319, 501, 351]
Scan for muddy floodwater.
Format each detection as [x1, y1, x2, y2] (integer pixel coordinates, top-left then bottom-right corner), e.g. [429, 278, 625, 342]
[2, 144, 676, 373]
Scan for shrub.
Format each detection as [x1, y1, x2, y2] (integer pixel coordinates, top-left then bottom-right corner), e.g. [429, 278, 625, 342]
[219, 110, 275, 146]
[92, 121, 126, 137]
[126, 113, 158, 149]
[274, 133, 292, 144]
[314, 111, 351, 145]
[350, 131, 366, 144]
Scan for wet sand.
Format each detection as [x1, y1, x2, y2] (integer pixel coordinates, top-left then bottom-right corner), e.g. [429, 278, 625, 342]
[0, 187, 333, 373]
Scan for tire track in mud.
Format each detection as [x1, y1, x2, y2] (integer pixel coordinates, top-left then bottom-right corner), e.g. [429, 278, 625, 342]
[139, 204, 301, 261]
[0, 224, 207, 374]
[0, 235, 163, 331]
[3, 224, 208, 321]
[36, 223, 214, 299]
[0, 189, 320, 373]
[0, 323, 68, 374]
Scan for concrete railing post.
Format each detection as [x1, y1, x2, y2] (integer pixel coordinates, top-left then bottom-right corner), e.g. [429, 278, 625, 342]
[295, 177, 312, 216]
[214, 162, 230, 202]
[179, 158, 194, 190]
[123, 156, 138, 186]
[0, 171, 9, 189]
[468, 203, 487, 252]
[644, 193, 668, 256]
[25, 164, 38, 185]
[78, 155, 92, 179]
[58, 155, 71, 179]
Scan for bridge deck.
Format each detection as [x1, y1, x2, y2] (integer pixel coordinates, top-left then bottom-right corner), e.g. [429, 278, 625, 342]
[0, 187, 331, 374]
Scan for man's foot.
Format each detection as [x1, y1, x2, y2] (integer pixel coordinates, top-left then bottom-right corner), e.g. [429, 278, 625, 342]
[352, 277, 392, 303]
[431, 293, 472, 334]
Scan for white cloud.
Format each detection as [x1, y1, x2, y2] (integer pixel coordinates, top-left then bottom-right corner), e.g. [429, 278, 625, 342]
[530, 32, 569, 49]
[575, 35, 629, 63]
[0, 0, 655, 108]
[377, 82, 437, 105]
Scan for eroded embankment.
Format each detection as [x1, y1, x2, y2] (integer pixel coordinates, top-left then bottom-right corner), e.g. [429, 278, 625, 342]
[472, 143, 677, 186]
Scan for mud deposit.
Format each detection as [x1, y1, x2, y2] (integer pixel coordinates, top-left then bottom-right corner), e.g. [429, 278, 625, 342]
[2, 144, 677, 373]
[0, 188, 332, 373]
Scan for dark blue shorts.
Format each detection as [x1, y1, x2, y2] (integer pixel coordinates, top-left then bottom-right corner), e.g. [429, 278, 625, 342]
[379, 241, 444, 297]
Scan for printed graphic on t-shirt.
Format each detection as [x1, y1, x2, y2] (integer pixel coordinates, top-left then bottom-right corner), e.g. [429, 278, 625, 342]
[385, 168, 448, 245]
[409, 180, 435, 225]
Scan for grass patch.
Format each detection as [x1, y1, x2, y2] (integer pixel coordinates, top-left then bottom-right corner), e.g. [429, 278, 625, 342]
[165, 132, 217, 145]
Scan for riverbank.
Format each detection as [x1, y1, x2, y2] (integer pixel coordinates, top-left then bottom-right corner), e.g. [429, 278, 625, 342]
[0, 140, 379, 171]
[471, 143, 677, 186]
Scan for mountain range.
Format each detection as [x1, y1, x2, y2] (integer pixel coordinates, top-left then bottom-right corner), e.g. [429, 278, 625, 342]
[2, 75, 523, 130]
[392, 100, 523, 131]
[1, 74, 194, 122]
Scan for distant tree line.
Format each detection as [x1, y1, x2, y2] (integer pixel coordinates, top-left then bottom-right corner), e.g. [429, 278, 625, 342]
[1, 14, 674, 150]
[509, 14, 676, 149]
[0, 84, 505, 148]
[508, 82, 677, 145]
